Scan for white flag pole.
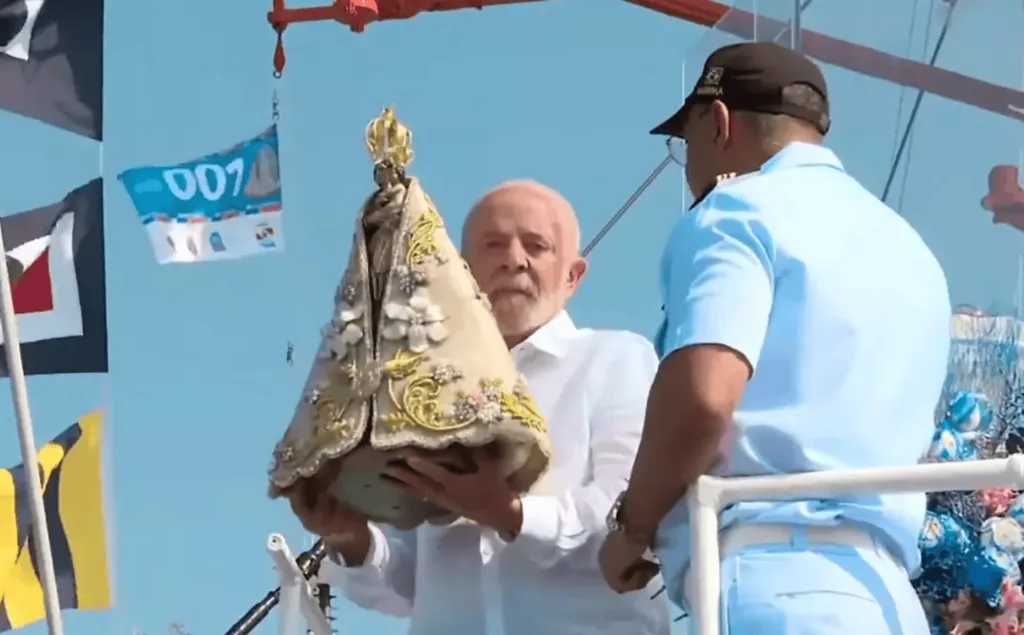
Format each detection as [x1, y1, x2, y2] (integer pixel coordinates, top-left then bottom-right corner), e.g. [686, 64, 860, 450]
[0, 222, 65, 635]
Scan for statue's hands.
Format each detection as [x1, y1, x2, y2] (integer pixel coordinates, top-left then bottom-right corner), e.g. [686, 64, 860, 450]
[382, 449, 522, 536]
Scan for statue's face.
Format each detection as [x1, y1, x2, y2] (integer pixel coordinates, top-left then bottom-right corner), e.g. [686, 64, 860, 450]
[463, 184, 585, 341]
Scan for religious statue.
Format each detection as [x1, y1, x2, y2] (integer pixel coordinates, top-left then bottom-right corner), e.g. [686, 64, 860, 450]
[267, 108, 552, 529]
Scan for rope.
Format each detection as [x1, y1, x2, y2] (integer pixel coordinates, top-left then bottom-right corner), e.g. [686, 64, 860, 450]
[881, 0, 958, 203]
[580, 0, 819, 259]
[772, 0, 817, 47]
[581, 156, 672, 257]
[887, 0, 921, 168]
[894, 2, 935, 213]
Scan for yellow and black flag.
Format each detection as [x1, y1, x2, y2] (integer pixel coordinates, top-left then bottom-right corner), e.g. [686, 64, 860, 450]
[0, 412, 111, 630]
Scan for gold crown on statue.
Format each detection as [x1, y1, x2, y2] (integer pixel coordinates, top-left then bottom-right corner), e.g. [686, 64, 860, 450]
[365, 107, 414, 170]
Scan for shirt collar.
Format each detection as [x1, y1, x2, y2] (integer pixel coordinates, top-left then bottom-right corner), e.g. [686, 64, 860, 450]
[512, 311, 576, 358]
[759, 141, 844, 174]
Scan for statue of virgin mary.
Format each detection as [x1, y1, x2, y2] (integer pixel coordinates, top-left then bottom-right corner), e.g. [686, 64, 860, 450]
[267, 108, 552, 529]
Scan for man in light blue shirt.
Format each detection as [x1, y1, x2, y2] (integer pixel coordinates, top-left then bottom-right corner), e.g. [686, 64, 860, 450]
[598, 42, 951, 633]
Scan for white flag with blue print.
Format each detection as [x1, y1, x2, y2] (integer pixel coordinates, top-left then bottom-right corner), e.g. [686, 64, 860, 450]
[118, 126, 284, 264]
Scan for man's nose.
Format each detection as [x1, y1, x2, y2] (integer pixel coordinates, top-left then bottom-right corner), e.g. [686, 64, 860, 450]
[501, 243, 529, 271]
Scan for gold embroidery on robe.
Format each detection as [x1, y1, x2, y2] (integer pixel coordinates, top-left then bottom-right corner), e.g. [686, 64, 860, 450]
[268, 108, 551, 527]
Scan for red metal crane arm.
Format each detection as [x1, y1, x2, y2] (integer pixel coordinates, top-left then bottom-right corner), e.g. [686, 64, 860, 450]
[628, 0, 1023, 124]
[268, 0, 545, 31]
[267, 0, 1023, 124]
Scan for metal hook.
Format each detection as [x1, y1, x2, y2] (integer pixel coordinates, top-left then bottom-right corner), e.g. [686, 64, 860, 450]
[272, 26, 286, 78]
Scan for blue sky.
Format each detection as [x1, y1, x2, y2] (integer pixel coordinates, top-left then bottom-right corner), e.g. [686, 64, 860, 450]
[0, 0, 1021, 634]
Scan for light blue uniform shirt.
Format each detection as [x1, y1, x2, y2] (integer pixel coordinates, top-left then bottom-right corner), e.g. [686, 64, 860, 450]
[653, 142, 952, 608]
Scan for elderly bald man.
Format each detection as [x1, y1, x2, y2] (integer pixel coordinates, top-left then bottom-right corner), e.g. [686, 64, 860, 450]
[299, 180, 671, 635]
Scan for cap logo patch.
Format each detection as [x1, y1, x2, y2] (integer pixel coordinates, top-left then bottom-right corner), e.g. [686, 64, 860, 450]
[696, 66, 724, 96]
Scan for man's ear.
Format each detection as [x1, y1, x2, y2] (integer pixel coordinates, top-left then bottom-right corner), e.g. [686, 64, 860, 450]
[567, 257, 588, 290]
[711, 100, 731, 149]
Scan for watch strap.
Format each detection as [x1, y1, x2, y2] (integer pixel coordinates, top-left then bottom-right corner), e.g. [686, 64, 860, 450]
[610, 493, 656, 547]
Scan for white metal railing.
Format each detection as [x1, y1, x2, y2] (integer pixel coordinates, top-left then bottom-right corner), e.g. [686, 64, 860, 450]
[265, 457, 1024, 635]
[687, 455, 1024, 634]
[267, 534, 333, 635]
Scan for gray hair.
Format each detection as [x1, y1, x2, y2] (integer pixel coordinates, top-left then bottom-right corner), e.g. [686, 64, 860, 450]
[462, 180, 581, 253]
[738, 83, 829, 148]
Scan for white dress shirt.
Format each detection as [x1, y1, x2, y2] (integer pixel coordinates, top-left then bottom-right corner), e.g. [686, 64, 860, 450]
[320, 312, 671, 635]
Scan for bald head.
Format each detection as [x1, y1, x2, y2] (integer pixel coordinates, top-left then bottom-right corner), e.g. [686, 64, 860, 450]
[462, 179, 587, 347]
[463, 180, 581, 254]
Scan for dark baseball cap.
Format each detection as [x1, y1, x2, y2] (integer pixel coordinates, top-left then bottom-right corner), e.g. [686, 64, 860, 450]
[650, 42, 831, 137]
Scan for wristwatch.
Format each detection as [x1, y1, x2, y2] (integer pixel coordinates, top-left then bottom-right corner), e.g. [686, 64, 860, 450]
[606, 491, 656, 546]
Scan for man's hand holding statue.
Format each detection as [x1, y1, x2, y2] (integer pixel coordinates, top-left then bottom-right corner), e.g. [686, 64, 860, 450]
[382, 449, 523, 539]
[289, 448, 524, 566]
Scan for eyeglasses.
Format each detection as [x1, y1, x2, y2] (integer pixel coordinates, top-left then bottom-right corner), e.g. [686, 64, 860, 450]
[666, 137, 686, 166]
[666, 104, 715, 166]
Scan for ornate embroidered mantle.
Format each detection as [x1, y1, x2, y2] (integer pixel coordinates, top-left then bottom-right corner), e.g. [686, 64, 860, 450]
[267, 109, 551, 521]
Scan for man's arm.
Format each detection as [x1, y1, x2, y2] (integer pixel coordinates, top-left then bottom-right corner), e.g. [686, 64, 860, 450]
[318, 523, 417, 617]
[503, 334, 659, 568]
[620, 193, 776, 534]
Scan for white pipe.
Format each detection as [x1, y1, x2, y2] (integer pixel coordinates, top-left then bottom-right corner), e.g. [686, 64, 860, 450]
[278, 583, 301, 635]
[0, 220, 64, 635]
[267, 534, 333, 635]
[688, 456, 1024, 635]
[687, 487, 720, 634]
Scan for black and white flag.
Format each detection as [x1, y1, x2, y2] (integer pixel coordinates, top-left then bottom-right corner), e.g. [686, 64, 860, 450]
[0, 0, 104, 139]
